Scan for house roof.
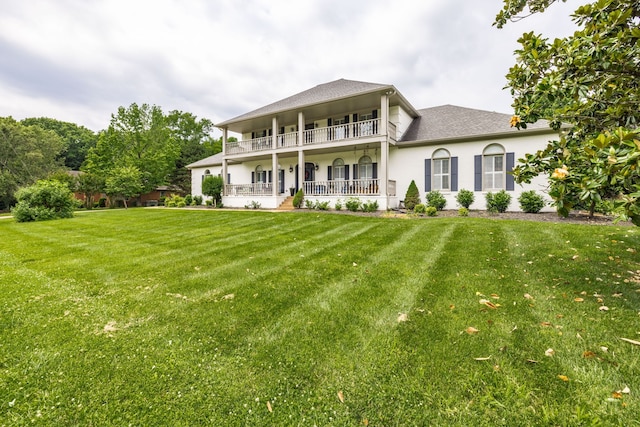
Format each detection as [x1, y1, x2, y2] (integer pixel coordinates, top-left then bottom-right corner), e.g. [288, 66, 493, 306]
[399, 105, 555, 144]
[217, 78, 418, 131]
[186, 152, 224, 169]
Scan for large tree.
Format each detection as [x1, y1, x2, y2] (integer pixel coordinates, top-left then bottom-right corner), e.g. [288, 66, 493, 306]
[496, 0, 640, 224]
[21, 117, 97, 170]
[84, 103, 179, 199]
[165, 111, 217, 192]
[0, 117, 65, 210]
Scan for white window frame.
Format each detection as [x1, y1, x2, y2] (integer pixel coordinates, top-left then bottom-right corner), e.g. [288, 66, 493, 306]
[332, 158, 345, 180]
[432, 149, 450, 191]
[483, 144, 505, 190]
[358, 155, 373, 179]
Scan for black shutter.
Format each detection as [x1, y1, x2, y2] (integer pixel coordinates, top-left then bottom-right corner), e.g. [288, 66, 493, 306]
[353, 164, 358, 179]
[327, 166, 332, 181]
[279, 126, 284, 134]
[425, 159, 432, 192]
[345, 165, 350, 180]
[268, 170, 272, 183]
[251, 131, 255, 139]
[372, 109, 378, 119]
[251, 172, 255, 184]
[227, 173, 230, 184]
[263, 171, 267, 183]
[344, 115, 350, 123]
[506, 152, 515, 191]
[327, 118, 332, 140]
[372, 163, 378, 179]
[451, 157, 458, 191]
[474, 155, 482, 191]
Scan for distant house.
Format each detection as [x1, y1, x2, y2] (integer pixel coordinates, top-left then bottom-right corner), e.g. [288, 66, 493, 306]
[187, 79, 559, 211]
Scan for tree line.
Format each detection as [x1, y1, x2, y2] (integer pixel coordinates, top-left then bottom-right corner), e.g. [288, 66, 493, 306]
[0, 104, 224, 210]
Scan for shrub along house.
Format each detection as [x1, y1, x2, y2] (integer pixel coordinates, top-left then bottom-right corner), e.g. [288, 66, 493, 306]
[187, 79, 557, 211]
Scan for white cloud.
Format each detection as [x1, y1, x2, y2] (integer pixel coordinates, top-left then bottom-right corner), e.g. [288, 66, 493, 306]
[0, 0, 577, 133]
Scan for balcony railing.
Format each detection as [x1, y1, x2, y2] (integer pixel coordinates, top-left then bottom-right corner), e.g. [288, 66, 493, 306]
[225, 119, 385, 154]
[303, 118, 380, 145]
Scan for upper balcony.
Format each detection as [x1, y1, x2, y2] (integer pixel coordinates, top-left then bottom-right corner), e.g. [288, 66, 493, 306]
[225, 119, 396, 155]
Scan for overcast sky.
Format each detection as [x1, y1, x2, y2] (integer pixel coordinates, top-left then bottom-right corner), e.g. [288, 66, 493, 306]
[0, 0, 577, 135]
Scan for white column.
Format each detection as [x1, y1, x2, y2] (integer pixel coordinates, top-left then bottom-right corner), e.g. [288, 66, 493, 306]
[272, 152, 278, 197]
[298, 112, 304, 146]
[272, 117, 278, 149]
[221, 127, 227, 155]
[380, 93, 389, 137]
[222, 158, 228, 196]
[298, 150, 305, 193]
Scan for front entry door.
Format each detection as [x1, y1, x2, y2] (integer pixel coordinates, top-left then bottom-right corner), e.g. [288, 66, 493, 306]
[304, 162, 315, 182]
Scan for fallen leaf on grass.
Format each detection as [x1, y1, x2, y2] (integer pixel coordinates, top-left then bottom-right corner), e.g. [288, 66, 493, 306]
[337, 390, 345, 403]
[221, 293, 235, 300]
[599, 306, 609, 312]
[540, 321, 552, 327]
[465, 326, 479, 335]
[574, 297, 584, 302]
[397, 313, 408, 323]
[479, 299, 498, 309]
[582, 351, 596, 359]
[524, 293, 534, 300]
[526, 359, 538, 364]
[558, 375, 569, 382]
[612, 392, 622, 399]
[621, 386, 631, 394]
[620, 337, 640, 346]
[474, 356, 491, 361]
[545, 348, 555, 357]
[267, 401, 273, 413]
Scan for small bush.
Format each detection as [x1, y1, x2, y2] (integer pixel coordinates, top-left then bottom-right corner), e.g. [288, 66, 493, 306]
[456, 189, 475, 208]
[166, 194, 185, 207]
[458, 207, 469, 217]
[426, 191, 447, 211]
[361, 200, 379, 213]
[293, 189, 304, 208]
[426, 206, 437, 216]
[334, 199, 343, 211]
[244, 201, 261, 209]
[11, 180, 75, 222]
[345, 197, 362, 212]
[404, 180, 421, 210]
[518, 190, 545, 213]
[205, 199, 213, 206]
[315, 201, 330, 211]
[193, 195, 203, 205]
[486, 190, 512, 213]
[414, 203, 427, 214]
[184, 194, 193, 205]
[305, 199, 314, 209]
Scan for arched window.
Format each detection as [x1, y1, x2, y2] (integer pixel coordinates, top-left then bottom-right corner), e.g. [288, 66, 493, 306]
[255, 165, 265, 183]
[483, 144, 505, 190]
[432, 149, 450, 191]
[358, 155, 373, 180]
[332, 158, 345, 180]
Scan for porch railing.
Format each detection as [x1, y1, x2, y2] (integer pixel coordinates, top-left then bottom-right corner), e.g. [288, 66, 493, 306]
[302, 179, 380, 196]
[225, 183, 272, 196]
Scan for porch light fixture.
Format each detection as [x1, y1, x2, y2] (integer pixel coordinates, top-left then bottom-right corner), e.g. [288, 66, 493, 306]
[289, 165, 293, 173]
[315, 163, 319, 171]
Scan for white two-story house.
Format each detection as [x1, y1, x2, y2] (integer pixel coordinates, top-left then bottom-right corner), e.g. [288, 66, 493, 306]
[187, 79, 556, 211]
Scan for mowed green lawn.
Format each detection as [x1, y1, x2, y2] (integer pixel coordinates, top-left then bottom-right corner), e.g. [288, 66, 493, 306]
[0, 209, 639, 426]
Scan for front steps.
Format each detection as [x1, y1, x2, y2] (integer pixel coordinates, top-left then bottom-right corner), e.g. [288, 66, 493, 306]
[276, 196, 296, 211]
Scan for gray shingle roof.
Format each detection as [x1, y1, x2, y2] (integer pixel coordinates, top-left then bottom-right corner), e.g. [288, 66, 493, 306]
[186, 152, 224, 169]
[217, 79, 394, 127]
[399, 105, 553, 144]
